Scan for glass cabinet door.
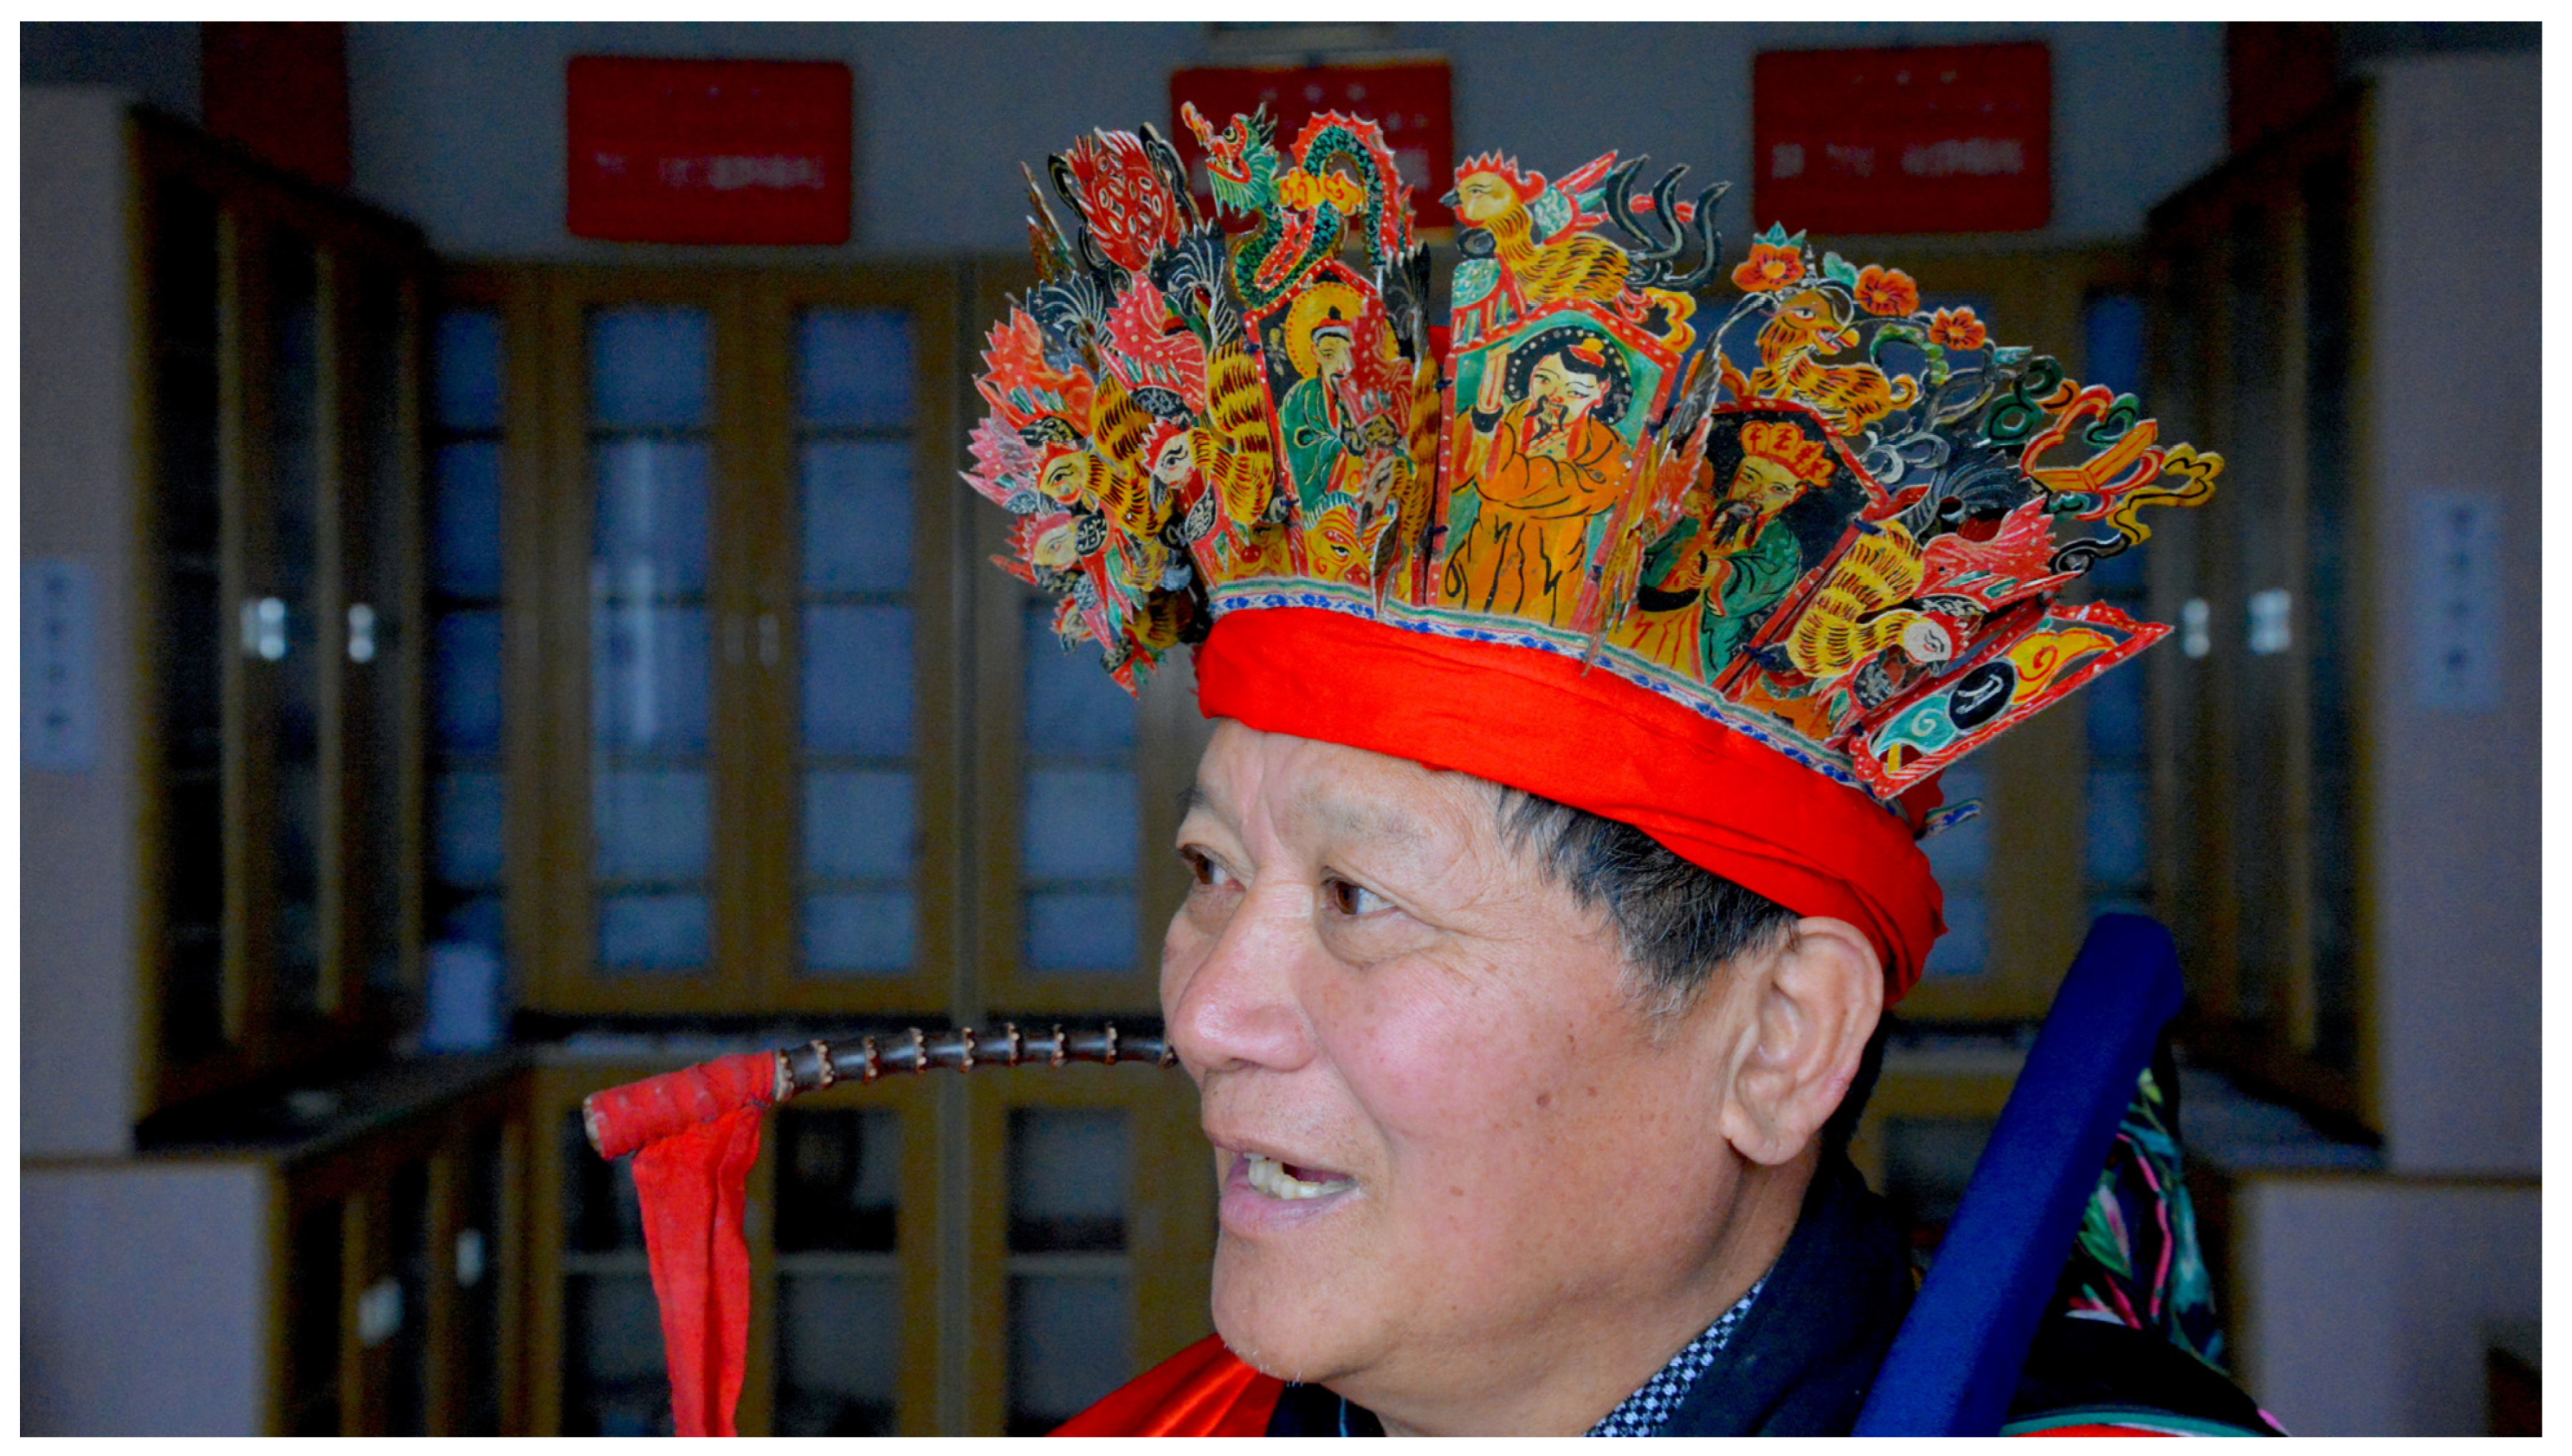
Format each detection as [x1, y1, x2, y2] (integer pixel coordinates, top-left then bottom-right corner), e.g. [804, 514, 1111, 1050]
[135, 117, 433, 1109]
[792, 308, 921, 985]
[145, 172, 232, 1072]
[516, 269, 961, 1013]
[769, 1104, 907, 1434]
[247, 227, 332, 1030]
[967, 1076, 1216, 1436]
[337, 260, 425, 1012]
[588, 305, 718, 982]
[427, 304, 509, 968]
[558, 1104, 667, 1434]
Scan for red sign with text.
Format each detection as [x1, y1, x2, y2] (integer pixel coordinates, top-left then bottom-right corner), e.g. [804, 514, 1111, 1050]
[1753, 43, 2050, 235]
[1169, 60, 1454, 230]
[567, 57, 851, 245]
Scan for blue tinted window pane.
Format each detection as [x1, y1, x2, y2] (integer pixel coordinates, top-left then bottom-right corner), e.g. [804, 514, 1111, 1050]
[2085, 664, 2146, 760]
[1024, 603, 1135, 759]
[592, 604, 710, 754]
[599, 893, 708, 972]
[433, 611, 504, 754]
[1924, 890, 1989, 979]
[593, 769, 710, 881]
[592, 441, 710, 596]
[435, 770, 505, 886]
[2085, 767, 2151, 891]
[802, 441, 913, 593]
[803, 605, 912, 756]
[799, 309, 914, 428]
[1023, 769, 1137, 880]
[1009, 1274, 1130, 1427]
[801, 891, 916, 977]
[1025, 889, 1135, 973]
[434, 441, 504, 598]
[803, 771, 914, 880]
[1010, 1110, 1128, 1229]
[2083, 294, 2146, 401]
[776, 1274, 901, 1429]
[435, 311, 502, 431]
[439, 894, 505, 960]
[590, 308, 709, 428]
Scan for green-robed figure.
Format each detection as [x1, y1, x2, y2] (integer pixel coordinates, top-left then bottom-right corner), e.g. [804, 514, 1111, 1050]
[1613, 417, 1835, 682]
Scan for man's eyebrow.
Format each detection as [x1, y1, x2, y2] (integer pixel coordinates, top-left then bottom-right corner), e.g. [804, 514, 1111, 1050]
[1300, 788, 1432, 850]
[1175, 783, 1208, 819]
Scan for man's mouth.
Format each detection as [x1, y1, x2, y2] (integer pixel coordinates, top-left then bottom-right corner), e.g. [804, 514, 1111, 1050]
[1241, 1152, 1356, 1201]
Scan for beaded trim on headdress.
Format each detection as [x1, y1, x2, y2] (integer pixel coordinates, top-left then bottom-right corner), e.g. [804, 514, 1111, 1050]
[963, 111, 2221, 802]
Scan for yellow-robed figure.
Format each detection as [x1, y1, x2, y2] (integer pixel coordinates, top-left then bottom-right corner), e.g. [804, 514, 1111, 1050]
[1441, 332, 1631, 626]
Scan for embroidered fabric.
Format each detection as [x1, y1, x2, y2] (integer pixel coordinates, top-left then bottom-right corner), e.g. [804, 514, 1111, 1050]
[1587, 1278, 1767, 1437]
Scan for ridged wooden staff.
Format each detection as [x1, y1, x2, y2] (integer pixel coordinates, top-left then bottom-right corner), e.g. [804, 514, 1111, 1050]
[583, 1022, 1178, 1159]
[581, 1023, 1179, 1436]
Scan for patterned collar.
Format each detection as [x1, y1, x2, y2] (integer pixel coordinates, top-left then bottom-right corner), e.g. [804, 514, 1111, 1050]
[1269, 1274, 1776, 1437]
[1587, 1278, 1768, 1437]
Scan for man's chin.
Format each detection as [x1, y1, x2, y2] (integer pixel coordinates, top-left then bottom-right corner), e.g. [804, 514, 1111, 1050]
[1208, 1237, 1378, 1387]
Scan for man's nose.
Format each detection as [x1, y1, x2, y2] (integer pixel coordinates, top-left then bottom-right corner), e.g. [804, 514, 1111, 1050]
[1164, 882, 1319, 1076]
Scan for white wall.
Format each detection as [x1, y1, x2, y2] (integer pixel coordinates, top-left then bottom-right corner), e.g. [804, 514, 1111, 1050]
[2360, 53, 2540, 1176]
[22, 1161, 274, 1435]
[342, 21, 2227, 261]
[2233, 1175, 2539, 1435]
[21, 87, 145, 1157]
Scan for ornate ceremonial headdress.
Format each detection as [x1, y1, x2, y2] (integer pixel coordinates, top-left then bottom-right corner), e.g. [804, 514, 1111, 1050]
[965, 111, 2221, 998]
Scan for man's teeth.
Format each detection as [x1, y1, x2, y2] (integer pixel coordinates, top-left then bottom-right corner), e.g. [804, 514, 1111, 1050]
[1244, 1153, 1353, 1199]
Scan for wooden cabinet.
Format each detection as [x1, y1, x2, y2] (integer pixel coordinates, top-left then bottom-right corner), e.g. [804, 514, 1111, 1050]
[130, 112, 431, 1113]
[521, 1045, 1206, 1434]
[25, 1056, 528, 1435]
[2144, 94, 2371, 1123]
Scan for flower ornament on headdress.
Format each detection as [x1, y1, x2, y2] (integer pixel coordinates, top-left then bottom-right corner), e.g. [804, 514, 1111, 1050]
[966, 110, 2224, 997]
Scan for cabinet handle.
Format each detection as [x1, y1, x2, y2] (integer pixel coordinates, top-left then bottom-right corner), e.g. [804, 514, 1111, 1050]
[240, 597, 287, 662]
[356, 1276, 403, 1348]
[757, 612, 779, 668]
[346, 603, 377, 664]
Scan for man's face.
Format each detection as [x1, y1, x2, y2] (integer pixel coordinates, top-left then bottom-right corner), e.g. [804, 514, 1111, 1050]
[1725, 454, 1810, 518]
[1313, 332, 1354, 380]
[1528, 354, 1604, 421]
[1163, 723, 1753, 1422]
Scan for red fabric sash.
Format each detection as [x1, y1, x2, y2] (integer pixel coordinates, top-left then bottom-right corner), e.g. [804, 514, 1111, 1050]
[591, 1053, 781, 1437]
[1050, 1335, 1285, 1437]
[1193, 608, 1945, 1000]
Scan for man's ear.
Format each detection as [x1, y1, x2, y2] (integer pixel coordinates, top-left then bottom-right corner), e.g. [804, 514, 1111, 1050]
[1718, 917, 1885, 1168]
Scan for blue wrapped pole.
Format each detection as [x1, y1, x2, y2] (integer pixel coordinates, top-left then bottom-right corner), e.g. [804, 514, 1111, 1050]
[1851, 913, 2186, 1436]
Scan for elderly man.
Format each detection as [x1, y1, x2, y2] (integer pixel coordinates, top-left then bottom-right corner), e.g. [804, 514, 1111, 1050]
[972, 114, 2273, 1437]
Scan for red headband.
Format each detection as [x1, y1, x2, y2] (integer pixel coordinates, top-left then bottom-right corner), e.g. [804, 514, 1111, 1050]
[1193, 608, 1946, 1002]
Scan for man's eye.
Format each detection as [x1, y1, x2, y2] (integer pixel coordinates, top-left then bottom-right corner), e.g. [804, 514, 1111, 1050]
[1181, 847, 1236, 889]
[1325, 878, 1391, 917]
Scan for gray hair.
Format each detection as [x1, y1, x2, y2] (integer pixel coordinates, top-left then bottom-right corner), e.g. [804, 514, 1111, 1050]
[1491, 786, 1801, 1023]
[1491, 786, 1889, 1152]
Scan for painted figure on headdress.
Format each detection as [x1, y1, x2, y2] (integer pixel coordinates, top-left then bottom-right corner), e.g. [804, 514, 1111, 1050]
[1440, 327, 1634, 624]
[1613, 414, 1837, 680]
[1262, 275, 1408, 586]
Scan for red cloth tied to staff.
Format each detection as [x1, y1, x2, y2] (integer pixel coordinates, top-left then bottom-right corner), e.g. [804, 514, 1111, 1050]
[1193, 607, 1947, 1002]
[583, 1052, 781, 1437]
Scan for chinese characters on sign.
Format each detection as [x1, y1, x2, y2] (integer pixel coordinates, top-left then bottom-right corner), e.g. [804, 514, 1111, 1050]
[2411, 492, 2500, 711]
[1753, 43, 2050, 235]
[567, 56, 853, 245]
